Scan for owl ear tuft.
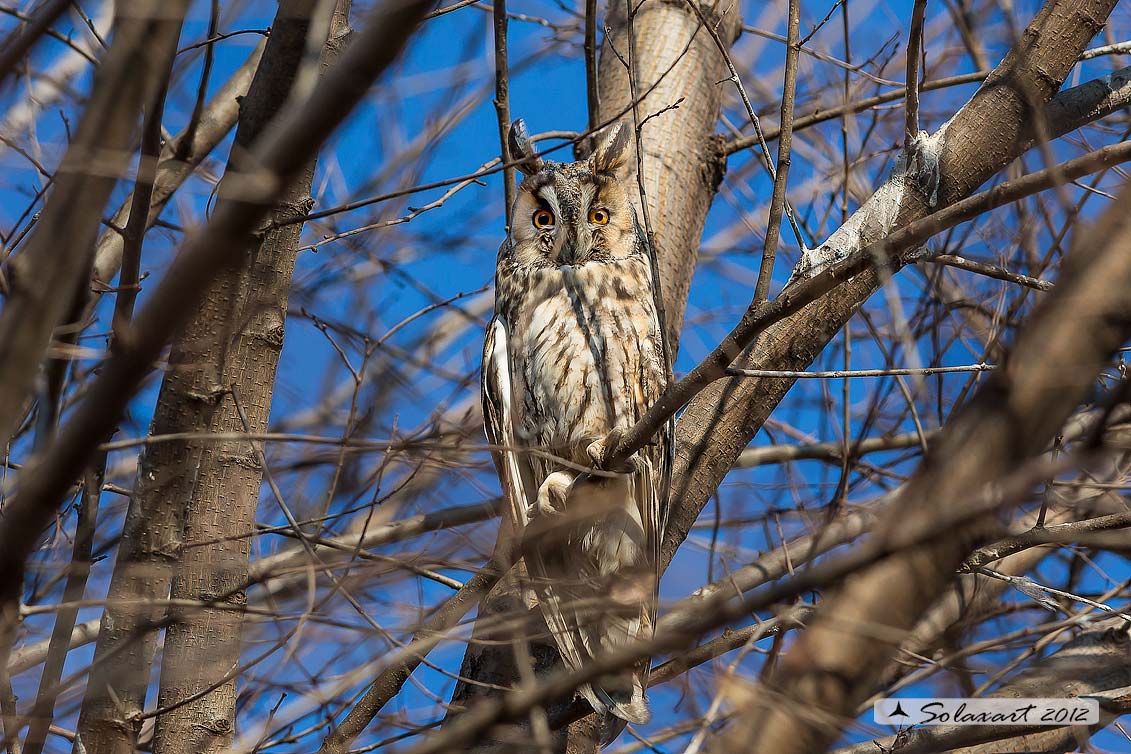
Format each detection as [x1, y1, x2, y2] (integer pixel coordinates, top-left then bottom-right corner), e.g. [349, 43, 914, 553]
[508, 119, 544, 176]
[592, 122, 630, 176]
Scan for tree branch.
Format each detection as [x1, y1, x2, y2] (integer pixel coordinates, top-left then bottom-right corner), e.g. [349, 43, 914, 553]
[0, 0, 435, 732]
[728, 130, 1131, 754]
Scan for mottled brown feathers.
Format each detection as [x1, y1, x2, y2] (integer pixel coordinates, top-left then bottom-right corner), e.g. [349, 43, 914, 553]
[482, 118, 673, 734]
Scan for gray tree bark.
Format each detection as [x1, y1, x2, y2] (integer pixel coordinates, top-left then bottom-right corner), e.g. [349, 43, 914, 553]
[74, 4, 346, 753]
[596, 0, 741, 351]
[150, 4, 351, 752]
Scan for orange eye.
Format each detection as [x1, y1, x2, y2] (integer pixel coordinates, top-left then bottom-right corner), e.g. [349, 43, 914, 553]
[589, 208, 610, 225]
[532, 209, 555, 229]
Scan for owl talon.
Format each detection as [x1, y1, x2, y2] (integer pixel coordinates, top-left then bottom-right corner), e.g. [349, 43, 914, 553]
[587, 429, 639, 474]
[533, 471, 573, 518]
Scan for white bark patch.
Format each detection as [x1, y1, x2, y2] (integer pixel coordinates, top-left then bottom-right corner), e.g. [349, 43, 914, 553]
[1089, 66, 1131, 119]
[793, 121, 949, 281]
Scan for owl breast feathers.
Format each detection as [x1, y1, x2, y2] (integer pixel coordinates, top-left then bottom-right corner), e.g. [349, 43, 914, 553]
[481, 119, 673, 736]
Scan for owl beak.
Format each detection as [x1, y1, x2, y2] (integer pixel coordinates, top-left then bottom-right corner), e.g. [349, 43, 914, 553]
[557, 232, 581, 266]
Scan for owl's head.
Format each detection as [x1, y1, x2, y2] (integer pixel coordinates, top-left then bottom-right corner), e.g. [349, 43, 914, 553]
[505, 119, 639, 268]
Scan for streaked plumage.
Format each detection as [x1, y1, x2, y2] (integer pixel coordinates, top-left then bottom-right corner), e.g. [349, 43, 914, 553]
[482, 119, 672, 734]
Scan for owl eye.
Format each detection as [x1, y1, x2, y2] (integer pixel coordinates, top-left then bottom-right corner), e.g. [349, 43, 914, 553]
[588, 207, 610, 225]
[532, 209, 555, 229]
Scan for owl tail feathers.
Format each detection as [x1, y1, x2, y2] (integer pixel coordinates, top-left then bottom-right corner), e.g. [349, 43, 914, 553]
[580, 678, 650, 725]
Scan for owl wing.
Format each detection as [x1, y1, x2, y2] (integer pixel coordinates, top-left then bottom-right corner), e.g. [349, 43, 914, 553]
[650, 412, 674, 582]
[619, 357, 674, 722]
[482, 316, 616, 715]
[481, 315, 536, 535]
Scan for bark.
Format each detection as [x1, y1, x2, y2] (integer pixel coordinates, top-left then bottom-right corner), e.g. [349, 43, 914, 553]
[21, 456, 104, 754]
[441, 2, 740, 751]
[662, 0, 1120, 574]
[0, 13, 433, 749]
[722, 140, 1131, 754]
[596, 0, 739, 351]
[74, 5, 346, 754]
[0, 0, 189, 450]
[150, 4, 351, 753]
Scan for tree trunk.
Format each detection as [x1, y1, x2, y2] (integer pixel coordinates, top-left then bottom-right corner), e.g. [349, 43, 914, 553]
[663, 0, 1120, 572]
[150, 4, 351, 754]
[596, 0, 741, 352]
[445, 2, 740, 750]
[74, 3, 346, 753]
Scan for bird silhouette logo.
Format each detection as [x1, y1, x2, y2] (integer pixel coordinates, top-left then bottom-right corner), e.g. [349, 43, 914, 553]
[888, 701, 910, 718]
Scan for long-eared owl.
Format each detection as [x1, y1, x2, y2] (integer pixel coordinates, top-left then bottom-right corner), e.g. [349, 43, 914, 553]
[481, 118, 672, 731]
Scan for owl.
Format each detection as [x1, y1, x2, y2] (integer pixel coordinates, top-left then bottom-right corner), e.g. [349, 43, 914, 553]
[481, 118, 672, 732]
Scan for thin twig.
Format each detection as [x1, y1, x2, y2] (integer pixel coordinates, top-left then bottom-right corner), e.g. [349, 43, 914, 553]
[836, 0, 853, 506]
[623, 0, 654, 239]
[174, 0, 217, 162]
[424, 0, 482, 19]
[904, 0, 927, 146]
[799, 0, 846, 45]
[684, 0, 806, 256]
[584, 0, 599, 131]
[1080, 40, 1131, 59]
[979, 567, 1131, 621]
[754, 0, 802, 303]
[726, 69, 988, 154]
[726, 363, 995, 379]
[743, 23, 899, 85]
[492, 0, 514, 228]
[315, 568, 503, 753]
[176, 28, 269, 55]
[20, 458, 104, 754]
[925, 253, 1054, 291]
[112, 83, 168, 336]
